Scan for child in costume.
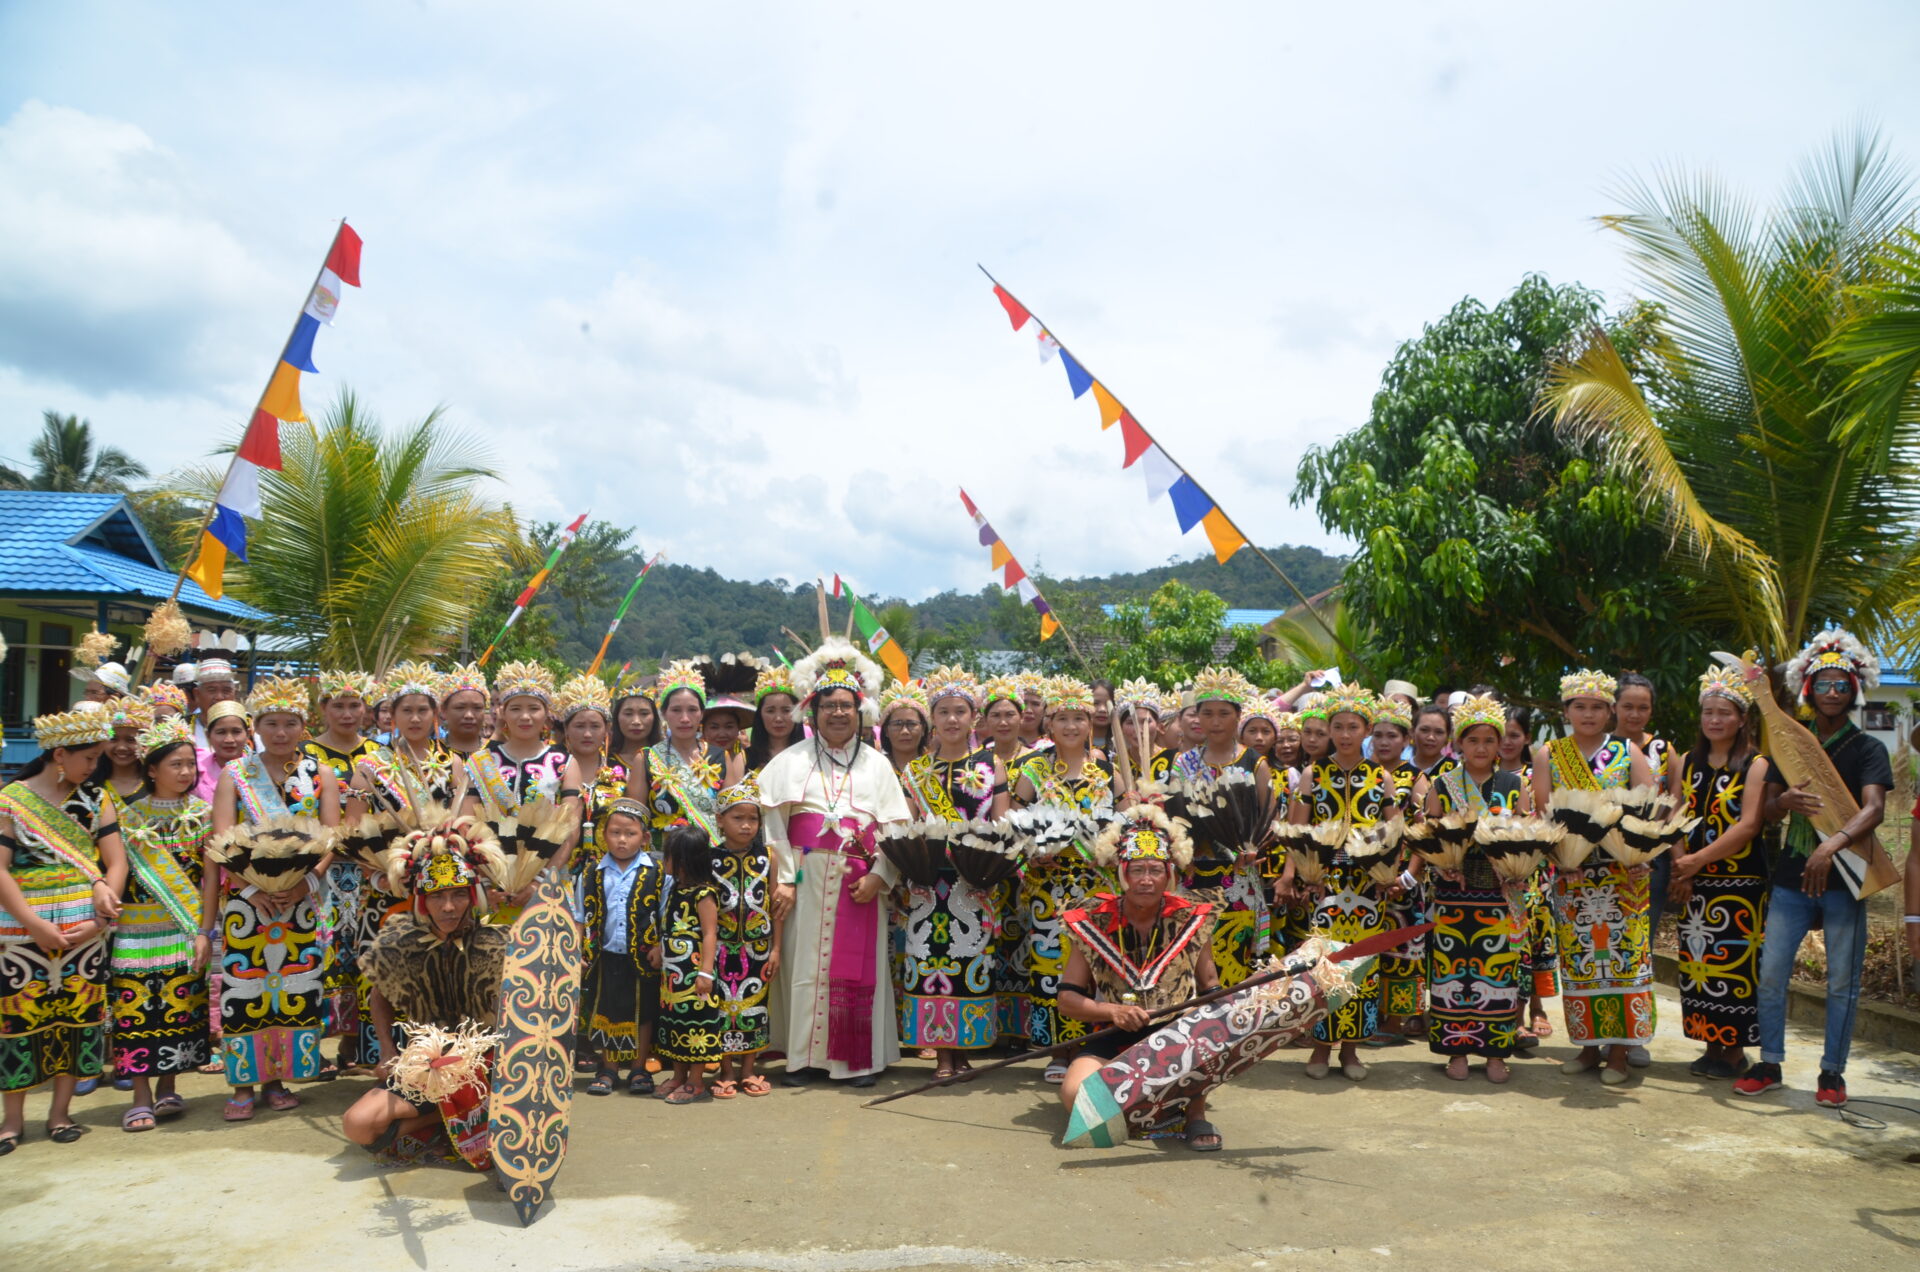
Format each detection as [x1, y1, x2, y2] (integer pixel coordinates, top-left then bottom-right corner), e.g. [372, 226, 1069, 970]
[578, 799, 663, 1096]
[655, 825, 722, 1104]
[710, 778, 781, 1097]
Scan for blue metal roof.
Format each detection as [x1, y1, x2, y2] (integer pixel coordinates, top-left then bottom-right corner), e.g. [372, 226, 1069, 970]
[1099, 603, 1285, 630]
[0, 491, 270, 623]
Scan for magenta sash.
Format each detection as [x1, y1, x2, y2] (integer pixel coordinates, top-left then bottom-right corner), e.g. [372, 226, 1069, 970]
[789, 811, 880, 1068]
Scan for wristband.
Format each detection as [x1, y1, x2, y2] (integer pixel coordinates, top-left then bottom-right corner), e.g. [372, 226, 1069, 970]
[1398, 869, 1418, 891]
[1905, 915, 1920, 925]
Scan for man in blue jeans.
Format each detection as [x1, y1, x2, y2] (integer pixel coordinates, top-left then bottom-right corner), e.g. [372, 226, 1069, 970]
[1734, 629, 1890, 1110]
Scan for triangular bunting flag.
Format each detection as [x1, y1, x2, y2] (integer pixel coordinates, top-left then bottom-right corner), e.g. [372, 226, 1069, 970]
[990, 541, 1013, 570]
[325, 223, 364, 288]
[992, 284, 1030, 331]
[1037, 329, 1060, 363]
[217, 459, 261, 520]
[260, 360, 306, 422]
[1091, 381, 1125, 430]
[1168, 475, 1213, 533]
[1140, 445, 1181, 502]
[1003, 560, 1027, 588]
[1039, 613, 1060, 640]
[1119, 413, 1152, 467]
[977, 522, 998, 547]
[1060, 350, 1093, 399]
[236, 409, 282, 470]
[1015, 578, 1040, 604]
[959, 488, 980, 518]
[1200, 505, 1249, 564]
[282, 312, 322, 374]
[305, 268, 344, 324]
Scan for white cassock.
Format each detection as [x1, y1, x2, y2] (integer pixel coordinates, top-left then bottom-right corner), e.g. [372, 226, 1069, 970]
[760, 738, 910, 1078]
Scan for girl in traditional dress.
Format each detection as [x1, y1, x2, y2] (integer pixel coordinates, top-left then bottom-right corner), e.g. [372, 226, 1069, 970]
[980, 674, 1032, 1038]
[1174, 667, 1272, 988]
[1374, 700, 1417, 800]
[900, 666, 1010, 1077]
[980, 677, 1030, 773]
[879, 684, 930, 773]
[1012, 677, 1116, 1080]
[1239, 699, 1279, 766]
[355, 664, 470, 813]
[1670, 666, 1769, 1080]
[609, 689, 661, 772]
[656, 824, 722, 1104]
[710, 778, 780, 1096]
[466, 662, 570, 819]
[1422, 695, 1528, 1082]
[625, 661, 742, 854]
[0, 706, 126, 1151]
[304, 671, 381, 1065]
[743, 666, 800, 775]
[556, 673, 624, 875]
[1616, 671, 1681, 972]
[1089, 679, 1115, 755]
[97, 697, 154, 807]
[1409, 704, 1457, 788]
[111, 717, 212, 1130]
[1297, 702, 1332, 766]
[1280, 683, 1396, 1081]
[438, 663, 491, 759]
[1532, 669, 1655, 1085]
[579, 799, 663, 1096]
[1500, 705, 1555, 1040]
[1371, 695, 1426, 1043]
[1108, 678, 1169, 785]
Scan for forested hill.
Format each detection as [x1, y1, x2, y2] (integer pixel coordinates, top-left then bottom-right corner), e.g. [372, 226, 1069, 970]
[541, 542, 1347, 668]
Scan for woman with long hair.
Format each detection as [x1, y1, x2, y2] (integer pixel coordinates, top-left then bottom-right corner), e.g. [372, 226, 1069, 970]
[438, 664, 491, 759]
[625, 661, 743, 854]
[980, 677, 1030, 772]
[1671, 667, 1769, 1080]
[742, 666, 800, 774]
[555, 673, 623, 876]
[1174, 668, 1273, 988]
[608, 689, 661, 770]
[1088, 679, 1115, 755]
[878, 685, 931, 774]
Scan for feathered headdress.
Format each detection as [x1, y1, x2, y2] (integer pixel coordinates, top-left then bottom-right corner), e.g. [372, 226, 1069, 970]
[1449, 693, 1507, 741]
[1696, 664, 1755, 709]
[1317, 682, 1376, 724]
[1044, 676, 1094, 713]
[654, 658, 708, 706]
[1785, 626, 1879, 699]
[754, 663, 798, 705]
[317, 669, 378, 703]
[382, 661, 443, 706]
[207, 817, 337, 893]
[879, 681, 929, 720]
[716, 774, 762, 815]
[135, 714, 193, 756]
[385, 807, 509, 913]
[108, 696, 155, 733]
[793, 637, 883, 725]
[140, 681, 188, 716]
[1090, 801, 1194, 872]
[438, 662, 490, 706]
[1274, 711, 1303, 732]
[492, 660, 556, 706]
[920, 663, 978, 710]
[33, 703, 112, 750]
[1191, 665, 1251, 706]
[1558, 668, 1617, 705]
[979, 676, 1024, 714]
[555, 671, 613, 721]
[1113, 677, 1164, 717]
[246, 676, 313, 723]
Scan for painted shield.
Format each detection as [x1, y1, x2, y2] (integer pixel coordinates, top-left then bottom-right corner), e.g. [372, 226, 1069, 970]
[489, 872, 583, 1225]
[1063, 942, 1372, 1148]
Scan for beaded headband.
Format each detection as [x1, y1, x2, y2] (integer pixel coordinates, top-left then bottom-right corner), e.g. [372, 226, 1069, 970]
[1091, 803, 1194, 871]
[1113, 676, 1164, 716]
[1374, 698, 1413, 731]
[383, 660, 442, 706]
[604, 797, 649, 825]
[33, 704, 112, 749]
[979, 676, 1024, 713]
[1191, 665, 1251, 706]
[140, 681, 188, 714]
[879, 682, 929, 718]
[920, 663, 979, 710]
[438, 662, 490, 706]
[1317, 682, 1377, 725]
[1697, 665, 1756, 708]
[556, 671, 613, 721]
[493, 660, 557, 705]
[716, 774, 762, 814]
[246, 676, 312, 722]
[753, 664, 798, 705]
[655, 658, 708, 707]
[109, 697, 156, 732]
[318, 669, 378, 703]
[1785, 627, 1880, 698]
[1449, 693, 1507, 741]
[1559, 668, 1617, 705]
[1044, 676, 1094, 713]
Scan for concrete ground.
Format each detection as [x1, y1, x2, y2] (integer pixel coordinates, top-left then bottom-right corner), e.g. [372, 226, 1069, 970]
[4, 981, 1918, 1272]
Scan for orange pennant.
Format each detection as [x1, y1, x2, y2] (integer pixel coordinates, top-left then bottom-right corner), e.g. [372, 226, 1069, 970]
[989, 540, 1013, 570]
[261, 360, 307, 422]
[1200, 506, 1248, 564]
[1091, 381, 1125, 430]
[1039, 613, 1060, 641]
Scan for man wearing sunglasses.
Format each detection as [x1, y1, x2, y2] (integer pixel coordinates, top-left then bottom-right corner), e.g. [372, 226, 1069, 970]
[1735, 629, 1890, 1109]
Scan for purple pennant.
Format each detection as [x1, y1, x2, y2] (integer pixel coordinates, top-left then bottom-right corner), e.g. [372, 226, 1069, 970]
[1060, 350, 1093, 398]
[978, 521, 998, 547]
[1168, 475, 1213, 532]
[1032, 597, 1052, 615]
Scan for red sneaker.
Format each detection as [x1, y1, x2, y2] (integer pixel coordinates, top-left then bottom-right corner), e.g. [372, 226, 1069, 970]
[1732, 1062, 1782, 1097]
[1815, 1071, 1847, 1108]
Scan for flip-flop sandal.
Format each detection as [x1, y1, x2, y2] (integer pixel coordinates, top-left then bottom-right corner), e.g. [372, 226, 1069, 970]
[264, 1088, 301, 1112]
[122, 1106, 157, 1133]
[709, 1079, 739, 1100]
[1184, 1119, 1222, 1152]
[223, 1096, 255, 1122]
[1532, 1016, 1554, 1038]
[586, 1072, 615, 1096]
[932, 1066, 956, 1082]
[197, 1061, 225, 1075]
[664, 1085, 712, 1105]
[653, 1081, 686, 1101]
[627, 1073, 655, 1096]
[740, 1075, 772, 1097]
[154, 1094, 187, 1119]
[48, 1123, 87, 1144]
[305, 1061, 340, 1083]
[1042, 1063, 1067, 1085]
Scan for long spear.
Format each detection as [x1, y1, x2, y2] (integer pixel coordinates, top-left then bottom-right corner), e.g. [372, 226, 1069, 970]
[585, 551, 665, 676]
[478, 512, 588, 667]
[862, 921, 1429, 1107]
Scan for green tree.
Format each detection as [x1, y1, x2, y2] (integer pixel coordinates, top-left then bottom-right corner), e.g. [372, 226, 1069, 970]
[1262, 591, 1373, 684]
[170, 391, 515, 671]
[1, 411, 149, 492]
[1295, 274, 1696, 715]
[1100, 580, 1273, 688]
[1544, 127, 1920, 664]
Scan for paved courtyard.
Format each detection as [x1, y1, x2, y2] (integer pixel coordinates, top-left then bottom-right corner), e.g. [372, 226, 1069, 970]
[4, 980, 1917, 1271]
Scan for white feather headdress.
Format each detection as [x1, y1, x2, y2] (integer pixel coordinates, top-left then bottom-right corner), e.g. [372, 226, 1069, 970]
[792, 637, 884, 726]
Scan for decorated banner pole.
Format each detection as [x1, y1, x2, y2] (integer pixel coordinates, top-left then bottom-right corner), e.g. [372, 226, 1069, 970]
[957, 487, 1096, 676]
[831, 575, 912, 682]
[585, 551, 664, 676]
[479, 512, 589, 667]
[977, 265, 1362, 676]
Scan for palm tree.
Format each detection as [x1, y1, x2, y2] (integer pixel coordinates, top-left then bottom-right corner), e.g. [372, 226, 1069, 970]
[0, 411, 149, 492]
[170, 391, 516, 671]
[1262, 589, 1373, 681]
[1542, 127, 1920, 662]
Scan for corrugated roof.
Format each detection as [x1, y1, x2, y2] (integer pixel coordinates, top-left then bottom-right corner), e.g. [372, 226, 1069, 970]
[0, 491, 270, 622]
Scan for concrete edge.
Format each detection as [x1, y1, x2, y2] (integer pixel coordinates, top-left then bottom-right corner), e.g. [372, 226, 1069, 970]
[1650, 950, 1920, 1056]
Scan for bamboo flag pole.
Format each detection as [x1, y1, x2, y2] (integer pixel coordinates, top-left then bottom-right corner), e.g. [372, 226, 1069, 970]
[977, 266, 1364, 678]
[585, 552, 664, 676]
[137, 219, 350, 688]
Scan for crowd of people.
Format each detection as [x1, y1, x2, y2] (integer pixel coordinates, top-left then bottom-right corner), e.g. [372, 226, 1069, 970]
[0, 623, 1912, 1161]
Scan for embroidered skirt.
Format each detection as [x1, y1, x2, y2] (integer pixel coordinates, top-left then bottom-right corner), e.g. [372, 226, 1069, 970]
[900, 872, 1000, 1050]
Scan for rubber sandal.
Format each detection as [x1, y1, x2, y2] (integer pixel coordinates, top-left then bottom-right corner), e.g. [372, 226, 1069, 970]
[740, 1074, 772, 1096]
[664, 1085, 711, 1105]
[932, 1065, 956, 1082]
[586, 1072, 615, 1096]
[223, 1096, 255, 1122]
[73, 1078, 99, 1096]
[122, 1105, 157, 1133]
[0, 1132, 17, 1155]
[264, 1087, 301, 1112]
[47, 1122, 86, 1144]
[627, 1072, 655, 1096]
[197, 1061, 224, 1075]
[1185, 1118, 1222, 1152]
[709, 1079, 738, 1100]
[113, 1076, 134, 1091]
[1042, 1062, 1067, 1085]
[154, 1094, 186, 1119]
[305, 1061, 340, 1083]
[1531, 1016, 1553, 1038]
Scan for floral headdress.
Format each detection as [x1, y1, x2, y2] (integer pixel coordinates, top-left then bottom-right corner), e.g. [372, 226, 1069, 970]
[792, 638, 883, 726]
[556, 671, 613, 722]
[140, 681, 188, 715]
[1044, 676, 1094, 713]
[247, 676, 313, 723]
[979, 676, 1024, 713]
[109, 696, 156, 733]
[33, 703, 112, 749]
[655, 658, 708, 707]
[318, 669, 378, 703]
[1240, 699, 1278, 734]
[1558, 668, 1617, 706]
[135, 714, 195, 756]
[1317, 682, 1377, 725]
[879, 681, 929, 720]
[1449, 693, 1507, 741]
[1784, 627, 1879, 701]
[382, 661, 442, 706]
[1697, 665, 1756, 709]
[753, 664, 798, 705]
[1091, 802, 1194, 873]
[438, 662, 490, 706]
[1274, 711, 1303, 733]
[1191, 665, 1251, 706]
[493, 660, 557, 706]
[716, 774, 762, 815]
[920, 664, 978, 710]
[1113, 677, 1164, 717]
[1374, 697, 1413, 731]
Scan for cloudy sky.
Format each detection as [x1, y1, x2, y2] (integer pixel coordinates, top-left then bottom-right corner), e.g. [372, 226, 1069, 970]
[4, 2, 1918, 600]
